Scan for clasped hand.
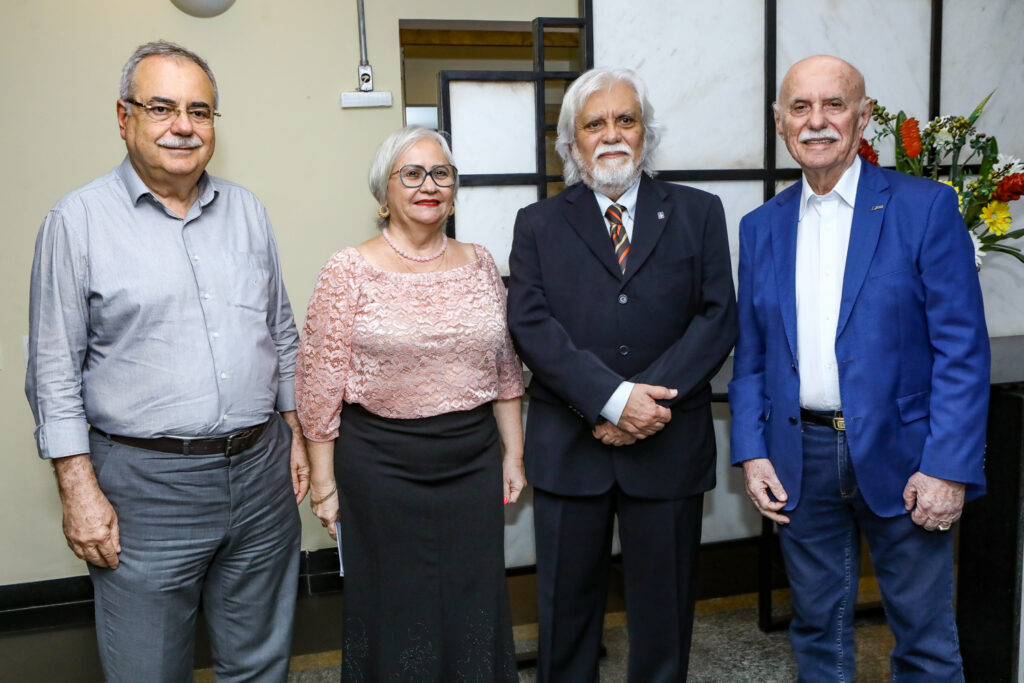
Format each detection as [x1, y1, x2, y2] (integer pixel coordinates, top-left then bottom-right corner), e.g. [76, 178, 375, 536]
[593, 383, 676, 446]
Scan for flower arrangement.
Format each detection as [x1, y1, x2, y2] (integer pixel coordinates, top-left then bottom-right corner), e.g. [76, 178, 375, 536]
[861, 93, 1024, 267]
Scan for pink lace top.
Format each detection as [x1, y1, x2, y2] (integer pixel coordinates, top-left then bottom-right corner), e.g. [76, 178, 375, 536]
[296, 244, 525, 441]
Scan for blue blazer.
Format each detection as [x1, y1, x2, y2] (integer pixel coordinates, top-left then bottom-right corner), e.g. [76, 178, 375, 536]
[508, 175, 737, 499]
[728, 161, 989, 517]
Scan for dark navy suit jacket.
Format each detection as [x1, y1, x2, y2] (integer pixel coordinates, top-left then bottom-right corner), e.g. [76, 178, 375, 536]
[728, 161, 990, 516]
[507, 174, 737, 500]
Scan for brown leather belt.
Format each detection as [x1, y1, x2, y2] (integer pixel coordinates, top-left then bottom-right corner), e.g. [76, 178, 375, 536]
[800, 408, 845, 431]
[91, 420, 270, 456]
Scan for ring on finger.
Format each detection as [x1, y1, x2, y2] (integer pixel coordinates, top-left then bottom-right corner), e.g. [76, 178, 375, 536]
[938, 521, 952, 531]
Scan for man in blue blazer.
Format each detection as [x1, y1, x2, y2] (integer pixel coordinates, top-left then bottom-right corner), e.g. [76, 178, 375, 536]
[508, 68, 737, 681]
[729, 55, 989, 681]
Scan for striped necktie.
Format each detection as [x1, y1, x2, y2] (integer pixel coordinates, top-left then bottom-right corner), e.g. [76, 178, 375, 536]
[605, 203, 629, 274]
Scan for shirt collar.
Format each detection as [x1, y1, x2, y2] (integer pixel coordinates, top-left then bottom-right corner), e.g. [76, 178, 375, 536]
[799, 155, 861, 219]
[592, 175, 642, 219]
[116, 155, 218, 209]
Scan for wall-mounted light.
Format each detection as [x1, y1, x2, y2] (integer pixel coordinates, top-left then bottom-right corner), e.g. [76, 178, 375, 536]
[169, 0, 236, 18]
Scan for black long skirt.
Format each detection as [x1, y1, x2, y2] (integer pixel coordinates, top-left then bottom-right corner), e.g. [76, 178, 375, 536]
[335, 402, 518, 682]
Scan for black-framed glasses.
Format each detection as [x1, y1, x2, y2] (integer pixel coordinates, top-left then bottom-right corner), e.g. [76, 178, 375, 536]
[390, 164, 458, 188]
[123, 98, 221, 127]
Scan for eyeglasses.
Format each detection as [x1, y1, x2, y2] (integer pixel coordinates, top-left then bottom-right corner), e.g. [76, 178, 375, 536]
[390, 164, 458, 188]
[123, 98, 221, 127]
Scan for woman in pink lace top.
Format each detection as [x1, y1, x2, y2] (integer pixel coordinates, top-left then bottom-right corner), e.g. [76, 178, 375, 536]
[295, 126, 525, 682]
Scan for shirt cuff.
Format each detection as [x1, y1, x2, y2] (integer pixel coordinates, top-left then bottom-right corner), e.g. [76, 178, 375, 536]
[275, 377, 297, 413]
[35, 418, 91, 460]
[600, 381, 635, 426]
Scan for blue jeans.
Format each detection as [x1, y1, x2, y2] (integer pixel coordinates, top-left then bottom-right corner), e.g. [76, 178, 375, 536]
[778, 422, 963, 682]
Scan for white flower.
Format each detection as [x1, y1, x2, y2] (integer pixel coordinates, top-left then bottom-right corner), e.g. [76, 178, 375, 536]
[969, 230, 984, 269]
[994, 153, 1024, 177]
[934, 128, 954, 147]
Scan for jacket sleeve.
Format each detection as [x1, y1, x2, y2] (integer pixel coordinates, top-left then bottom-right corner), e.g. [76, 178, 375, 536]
[728, 213, 770, 464]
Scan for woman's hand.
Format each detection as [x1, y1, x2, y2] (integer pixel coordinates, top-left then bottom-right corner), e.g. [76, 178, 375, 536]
[310, 478, 340, 540]
[502, 456, 526, 505]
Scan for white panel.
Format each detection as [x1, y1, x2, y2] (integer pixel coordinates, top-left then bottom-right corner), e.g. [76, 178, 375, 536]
[593, 0, 764, 170]
[454, 185, 538, 275]
[679, 180, 765, 289]
[776, 0, 931, 169]
[449, 81, 536, 174]
[942, 0, 1024, 162]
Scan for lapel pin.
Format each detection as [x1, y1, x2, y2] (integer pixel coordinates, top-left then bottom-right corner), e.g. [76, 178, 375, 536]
[871, 205, 884, 211]
[657, 211, 665, 220]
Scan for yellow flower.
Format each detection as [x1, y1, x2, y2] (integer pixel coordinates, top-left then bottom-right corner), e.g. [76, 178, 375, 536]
[980, 201, 1012, 235]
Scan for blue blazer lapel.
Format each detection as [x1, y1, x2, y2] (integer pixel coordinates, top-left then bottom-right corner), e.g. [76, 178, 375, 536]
[623, 175, 669, 284]
[771, 185, 801, 361]
[837, 163, 890, 337]
[562, 184, 622, 279]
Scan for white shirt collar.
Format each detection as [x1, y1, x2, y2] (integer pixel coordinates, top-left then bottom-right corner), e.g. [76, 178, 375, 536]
[799, 155, 861, 219]
[592, 175, 642, 219]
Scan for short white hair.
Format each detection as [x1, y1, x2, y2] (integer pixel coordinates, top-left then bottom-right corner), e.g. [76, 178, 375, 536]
[555, 68, 662, 185]
[367, 126, 458, 227]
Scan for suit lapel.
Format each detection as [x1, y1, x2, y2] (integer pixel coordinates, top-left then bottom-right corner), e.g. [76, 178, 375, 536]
[771, 185, 801, 361]
[561, 184, 622, 279]
[837, 163, 889, 337]
[622, 175, 670, 285]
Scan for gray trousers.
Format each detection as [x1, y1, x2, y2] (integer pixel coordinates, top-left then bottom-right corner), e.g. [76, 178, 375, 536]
[87, 415, 301, 683]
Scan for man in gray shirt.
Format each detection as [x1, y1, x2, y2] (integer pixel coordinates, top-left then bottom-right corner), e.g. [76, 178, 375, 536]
[25, 40, 309, 682]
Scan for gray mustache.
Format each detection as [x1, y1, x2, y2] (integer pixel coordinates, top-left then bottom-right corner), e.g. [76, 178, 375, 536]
[157, 136, 203, 149]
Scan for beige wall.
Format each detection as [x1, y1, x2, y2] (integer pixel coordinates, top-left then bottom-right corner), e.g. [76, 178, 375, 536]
[0, 0, 576, 585]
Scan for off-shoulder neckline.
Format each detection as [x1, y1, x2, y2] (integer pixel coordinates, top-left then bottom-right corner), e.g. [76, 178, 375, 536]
[341, 243, 487, 279]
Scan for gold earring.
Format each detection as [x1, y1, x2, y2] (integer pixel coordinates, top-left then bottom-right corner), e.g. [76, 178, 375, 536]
[449, 205, 455, 217]
[378, 205, 390, 219]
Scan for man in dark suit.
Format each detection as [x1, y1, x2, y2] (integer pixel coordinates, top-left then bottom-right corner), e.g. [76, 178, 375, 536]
[507, 67, 737, 682]
[729, 55, 989, 680]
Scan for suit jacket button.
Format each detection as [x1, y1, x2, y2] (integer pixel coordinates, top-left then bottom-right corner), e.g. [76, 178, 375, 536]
[618, 294, 628, 304]
[618, 345, 629, 356]
[791, 363, 797, 371]
[789, 416, 798, 425]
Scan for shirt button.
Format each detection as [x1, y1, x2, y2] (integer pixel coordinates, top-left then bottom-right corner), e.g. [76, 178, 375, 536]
[618, 294, 628, 304]
[202, 292, 211, 300]
[193, 254, 200, 261]
[220, 372, 228, 379]
[618, 345, 629, 356]
[211, 332, 220, 339]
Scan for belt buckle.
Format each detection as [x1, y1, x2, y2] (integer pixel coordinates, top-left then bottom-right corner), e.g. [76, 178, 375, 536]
[832, 416, 845, 431]
[224, 431, 240, 458]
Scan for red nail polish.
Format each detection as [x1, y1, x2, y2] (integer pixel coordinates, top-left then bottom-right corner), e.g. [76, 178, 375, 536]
[503, 497, 509, 505]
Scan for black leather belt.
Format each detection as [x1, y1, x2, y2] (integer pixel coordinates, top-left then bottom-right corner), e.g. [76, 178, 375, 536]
[800, 408, 845, 431]
[91, 420, 270, 456]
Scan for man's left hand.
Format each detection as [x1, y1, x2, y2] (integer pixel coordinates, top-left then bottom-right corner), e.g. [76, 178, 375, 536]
[593, 422, 637, 447]
[281, 411, 310, 504]
[903, 471, 965, 531]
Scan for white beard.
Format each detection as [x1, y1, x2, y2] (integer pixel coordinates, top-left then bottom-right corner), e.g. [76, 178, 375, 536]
[572, 143, 642, 197]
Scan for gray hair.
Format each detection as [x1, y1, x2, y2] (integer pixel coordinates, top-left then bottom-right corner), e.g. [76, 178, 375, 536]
[555, 68, 662, 186]
[120, 40, 219, 109]
[368, 126, 458, 227]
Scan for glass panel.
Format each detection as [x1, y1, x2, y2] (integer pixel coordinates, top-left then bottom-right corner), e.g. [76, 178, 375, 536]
[776, 0, 931, 168]
[593, 0, 765, 170]
[454, 185, 539, 275]
[449, 81, 537, 174]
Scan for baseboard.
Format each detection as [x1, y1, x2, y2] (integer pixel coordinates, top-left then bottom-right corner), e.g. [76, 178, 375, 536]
[0, 536, 764, 635]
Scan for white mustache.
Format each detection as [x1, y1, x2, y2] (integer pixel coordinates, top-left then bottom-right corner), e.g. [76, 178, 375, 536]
[157, 136, 203, 149]
[798, 128, 840, 143]
[593, 143, 633, 161]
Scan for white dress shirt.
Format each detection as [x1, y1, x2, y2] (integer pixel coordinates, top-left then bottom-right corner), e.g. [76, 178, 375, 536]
[795, 156, 861, 411]
[592, 178, 641, 424]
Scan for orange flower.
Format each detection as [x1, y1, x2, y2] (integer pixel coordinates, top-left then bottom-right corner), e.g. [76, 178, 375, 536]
[900, 118, 922, 158]
[858, 138, 879, 166]
[994, 173, 1024, 202]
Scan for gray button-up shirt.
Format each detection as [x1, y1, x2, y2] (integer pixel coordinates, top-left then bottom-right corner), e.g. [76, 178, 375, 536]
[26, 157, 299, 459]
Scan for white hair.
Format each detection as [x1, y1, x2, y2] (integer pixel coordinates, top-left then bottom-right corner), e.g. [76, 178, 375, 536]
[555, 68, 662, 185]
